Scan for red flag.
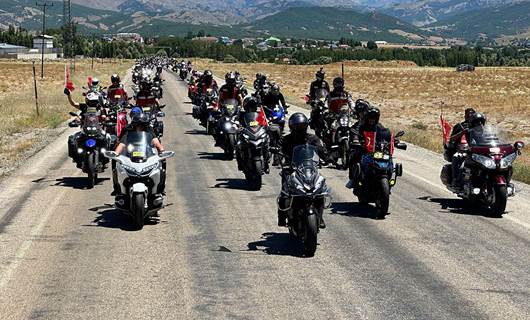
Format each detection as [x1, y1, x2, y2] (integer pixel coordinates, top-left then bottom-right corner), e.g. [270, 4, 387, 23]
[439, 114, 452, 145]
[87, 76, 93, 88]
[256, 106, 268, 127]
[64, 65, 75, 91]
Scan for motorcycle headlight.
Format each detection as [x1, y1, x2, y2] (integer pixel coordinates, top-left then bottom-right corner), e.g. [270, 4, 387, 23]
[339, 117, 349, 126]
[121, 164, 139, 175]
[500, 152, 517, 169]
[472, 154, 496, 169]
[141, 162, 159, 174]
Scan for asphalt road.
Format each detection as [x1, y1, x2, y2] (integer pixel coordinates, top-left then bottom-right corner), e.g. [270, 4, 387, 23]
[0, 70, 529, 320]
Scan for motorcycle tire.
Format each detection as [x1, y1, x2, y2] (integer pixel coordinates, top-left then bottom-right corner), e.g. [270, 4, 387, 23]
[132, 193, 146, 230]
[86, 153, 97, 189]
[251, 160, 263, 191]
[304, 213, 318, 257]
[491, 185, 508, 217]
[375, 178, 390, 219]
[224, 134, 236, 161]
[341, 142, 349, 170]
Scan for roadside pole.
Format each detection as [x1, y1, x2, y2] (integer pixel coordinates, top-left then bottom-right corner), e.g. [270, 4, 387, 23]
[32, 62, 40, 117]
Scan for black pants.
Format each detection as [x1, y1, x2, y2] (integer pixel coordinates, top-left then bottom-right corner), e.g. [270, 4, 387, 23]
[451, 154, 466, 186]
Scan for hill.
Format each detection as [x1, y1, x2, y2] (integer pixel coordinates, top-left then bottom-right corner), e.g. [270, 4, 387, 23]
[244, 6, 434, 42]
[427, 1, 530, 42]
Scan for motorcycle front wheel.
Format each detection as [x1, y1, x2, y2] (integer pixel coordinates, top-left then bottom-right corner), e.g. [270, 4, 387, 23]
[86, 153, 97, 189]
[132, 193, 146, 230]
[491, 185, 508, 217]
[303, 213, 318, 257]
[375, 178, 390, 219]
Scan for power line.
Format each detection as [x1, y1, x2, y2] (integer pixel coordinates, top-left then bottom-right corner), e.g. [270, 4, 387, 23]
[35, 1, 53, 79]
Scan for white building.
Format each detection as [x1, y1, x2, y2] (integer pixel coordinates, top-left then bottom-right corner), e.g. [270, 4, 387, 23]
[33, 35, 54, 49]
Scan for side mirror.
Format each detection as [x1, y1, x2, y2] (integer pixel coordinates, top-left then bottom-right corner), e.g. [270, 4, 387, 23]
[68, 121, 79, 128]
[515, 141, 525, 151]
[395, 131, 405, 138]
[69, 111, 78, 117]
[103, 150, 118, 160]
[159, 104, 166, 109]
[395, 142, 408, 151]
[159, 151, 175, 160]
[157, 111, 166, 118]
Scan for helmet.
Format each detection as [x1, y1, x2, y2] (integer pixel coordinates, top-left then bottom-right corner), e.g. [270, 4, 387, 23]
[91, 78, 100, 88]
[256, 72, 262, 79]
[355, 99, 370, 118]
[288, 112, 309, 134]
[469, 112, 486, 127]
[130, 107, 149, 125]
[225, 72, 236, 85]
[111, 74, 120, 85]
[333, 77, 344, 90]
[366, 107, 380, 126]
[243, 96, 260, 112]
[204, 70, 213, 79]
[316, 68, 325, 80]
[85, 92, 101, 108]
[465, 107, 476, 123]
[271, 84, 280, 96]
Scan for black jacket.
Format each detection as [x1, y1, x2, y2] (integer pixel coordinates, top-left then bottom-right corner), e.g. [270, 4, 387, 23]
[282, 132, 329, 163]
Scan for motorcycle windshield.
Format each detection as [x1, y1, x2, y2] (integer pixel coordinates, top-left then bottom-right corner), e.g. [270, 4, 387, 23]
[315, 89, 329, 102]
[243, 112, 261, 129]
[222, 99, 239, 116]
[363, 127, 392, 153]
[121, 131, 155, 163]
[292, 144, 320, 167]
[82, 113, 101, 130]
[468, 125, 509, 147]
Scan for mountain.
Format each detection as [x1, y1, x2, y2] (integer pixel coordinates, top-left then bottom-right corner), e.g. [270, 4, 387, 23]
[382, 0, 527, 27]
[243, 6, 435, 42]
[426, 1, 530, 42]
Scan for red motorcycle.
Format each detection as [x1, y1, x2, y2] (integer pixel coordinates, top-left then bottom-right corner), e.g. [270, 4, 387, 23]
[441, 125, 524, 216]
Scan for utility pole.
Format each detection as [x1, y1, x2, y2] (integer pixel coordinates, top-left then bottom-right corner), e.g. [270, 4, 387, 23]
[36, 1, 53, 79]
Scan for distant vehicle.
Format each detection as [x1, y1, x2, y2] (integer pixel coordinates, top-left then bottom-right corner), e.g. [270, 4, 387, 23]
[456, 64, 475, 72]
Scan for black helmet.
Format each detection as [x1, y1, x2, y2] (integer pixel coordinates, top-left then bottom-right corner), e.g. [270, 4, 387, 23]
[288, 112, 309, 134]
[256, 72, 262, 79]
[243, 96, 260, 112]
[355, 99, 370, 115]
[85, 92, 101, 108]
[469, 112, 486, 127]
[203, 70, 213, 81]
[316, 68, 325, 80]
[366, 107, 380, 125]
[465, 107, 476, 123]
[111, 74, 120, 85]
[271, 83, 280, 96]
[333, 77, 344, 90]
[225, 72, 236, 85]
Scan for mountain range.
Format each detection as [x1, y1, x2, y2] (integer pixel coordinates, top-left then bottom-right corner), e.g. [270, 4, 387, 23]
[1, 0, 529, 43]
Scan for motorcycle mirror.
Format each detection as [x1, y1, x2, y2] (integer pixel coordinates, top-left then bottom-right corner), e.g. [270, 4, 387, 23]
[395, 131, 405, 138]
[68, 121, 79, 128]
[157, 111, 166, 118]
[159, 151, 175, 160]
[69, 111, 78, 117]
[82, 86, 87, 90]
[515, 141, 525, 151]
[159, 105, 166, 109]
[396, 142, 408, 150]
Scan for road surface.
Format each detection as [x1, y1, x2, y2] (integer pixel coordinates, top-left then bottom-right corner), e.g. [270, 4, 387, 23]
[0, 70, 529, 319]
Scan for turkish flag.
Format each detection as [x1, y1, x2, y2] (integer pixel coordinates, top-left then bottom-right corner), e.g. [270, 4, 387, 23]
[439, 114, 452, 145]
[256, 106, 268, 127]
[64, 65, 75, 91]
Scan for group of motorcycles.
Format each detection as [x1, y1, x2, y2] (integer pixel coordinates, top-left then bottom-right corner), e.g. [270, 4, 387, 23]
[67, 58, 174, 229]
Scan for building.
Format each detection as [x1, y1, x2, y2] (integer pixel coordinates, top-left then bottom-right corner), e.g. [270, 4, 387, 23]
[0, 43, 28, 57]
[0, 39, 61, 60]
[33, 35, 54, 49]
[116, 33, 144, 43]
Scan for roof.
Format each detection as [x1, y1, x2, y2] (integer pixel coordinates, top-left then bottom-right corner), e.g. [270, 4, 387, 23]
[0, 43, 27, 49]
[266, 37, 281, 42]
[33, 35, 54, 39]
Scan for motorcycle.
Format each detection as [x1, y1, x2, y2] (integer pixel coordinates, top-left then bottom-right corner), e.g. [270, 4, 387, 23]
[103, 133, 175, 229]
[152, 79, 164, 99]
[215, 99, 240, 160]
[68, 111, 110, 188]
[106, 94, 129, 139]
[440, 125, 524, 216]
[236, 112, 270, 190]
[140, 104, 166, 139]
[323, 104, 353, 169]
[179, 68, 188, 80]
[193, 88, 218, 127]
[351, 128, 407, 219]
[308, 88, 329, 138]
[275, 144, 332, 257]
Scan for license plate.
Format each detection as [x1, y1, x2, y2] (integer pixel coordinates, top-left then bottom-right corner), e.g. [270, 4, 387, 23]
[142, 107, 151, 112]
[132, 151, 145, 157]
[373, 152, 384, 159]
[249, 121, 259, 126]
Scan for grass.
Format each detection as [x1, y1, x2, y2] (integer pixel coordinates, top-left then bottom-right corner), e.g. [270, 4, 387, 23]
[193, 59, 530, 184]
[0, 59, 131, 174]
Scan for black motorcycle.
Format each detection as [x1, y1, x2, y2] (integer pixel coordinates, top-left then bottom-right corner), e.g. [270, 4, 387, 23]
[308, 88, 329, 138]
[275, 144, 332, 257]
[351, 129, 407, 218]
[236, 112, 270, 190]
[68, 111, 110, 188]
[141, 104, 166, 139]
[324, 104, 353, 169]
[215, 99, 240, 160]
[179, 68, 188, 80]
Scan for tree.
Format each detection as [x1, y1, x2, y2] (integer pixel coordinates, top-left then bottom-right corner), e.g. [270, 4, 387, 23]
[366, 41, 378, 50]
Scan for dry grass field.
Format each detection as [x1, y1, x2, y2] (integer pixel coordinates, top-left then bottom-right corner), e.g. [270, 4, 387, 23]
[0, 59, 130, 176]
[195, 59, 530, 182]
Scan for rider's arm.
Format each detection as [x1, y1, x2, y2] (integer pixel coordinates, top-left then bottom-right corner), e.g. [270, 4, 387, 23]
[152, 138, 165, 153]
[65, 89, 80, 109]
[449, 123, 466, 142]
[279, 94, 287, 108]
[114, 142, 125, 154]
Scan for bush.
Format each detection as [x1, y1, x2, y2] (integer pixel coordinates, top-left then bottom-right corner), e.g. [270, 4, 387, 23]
[223, 54, 238, 63]
[308, 56, 333, 65]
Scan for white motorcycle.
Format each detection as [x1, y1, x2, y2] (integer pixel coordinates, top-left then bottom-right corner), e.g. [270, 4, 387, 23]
[104, 132, 174, 229]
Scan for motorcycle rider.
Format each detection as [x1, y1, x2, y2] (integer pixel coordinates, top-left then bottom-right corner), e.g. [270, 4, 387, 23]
[135, 77, 159, 108]
[197, 70, 218, 97]
[328, 77, 354, 115]
[219, 72, 243, 107]
[113, 107, 166, 198]
[107, 74, 128, 103]
[262, 83, 288, 116]
[346, 106, 388, 189]
[308, 68, 330, 101]
[278, 113, 330, 228]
